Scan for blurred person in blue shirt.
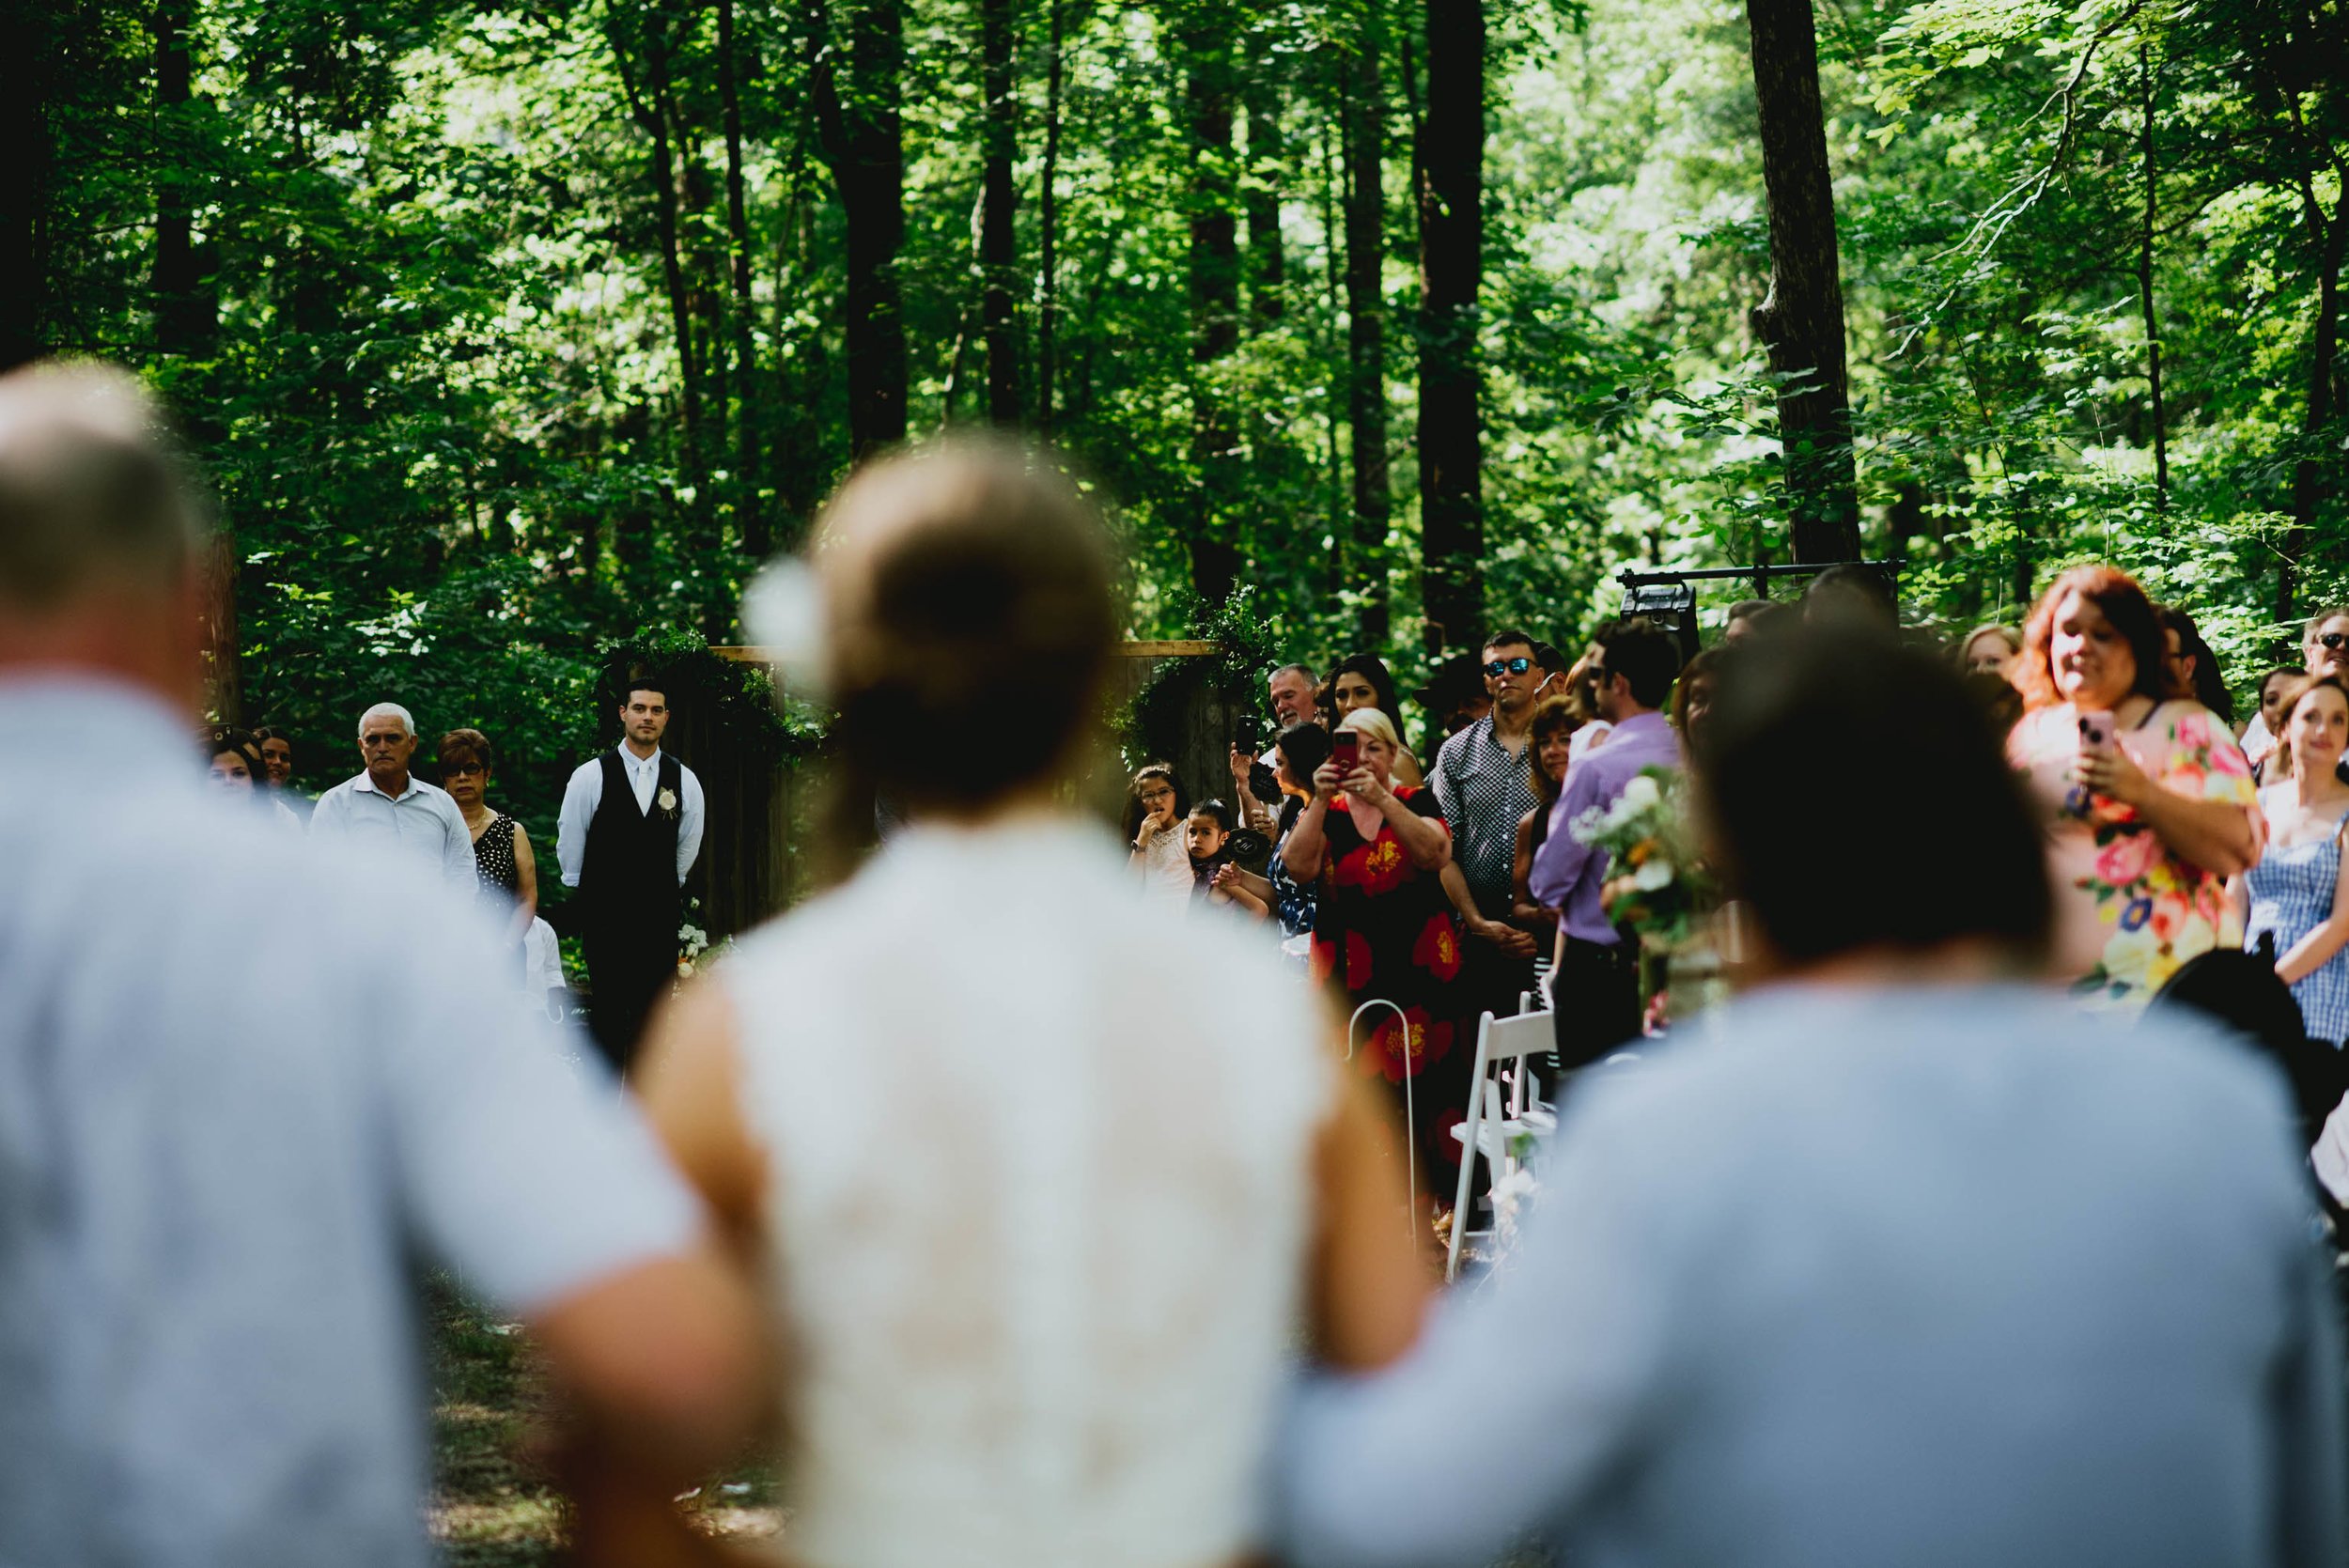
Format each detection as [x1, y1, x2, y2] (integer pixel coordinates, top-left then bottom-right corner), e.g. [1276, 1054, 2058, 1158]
[1274, 629, 2344, 1568]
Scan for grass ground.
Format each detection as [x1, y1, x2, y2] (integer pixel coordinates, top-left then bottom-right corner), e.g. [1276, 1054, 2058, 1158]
[424, 1272, 784, 1565]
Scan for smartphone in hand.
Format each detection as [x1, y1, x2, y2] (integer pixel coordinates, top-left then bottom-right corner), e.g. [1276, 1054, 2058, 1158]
[1330, 732, 1361, 773]
[2077, 710, 2115, 753]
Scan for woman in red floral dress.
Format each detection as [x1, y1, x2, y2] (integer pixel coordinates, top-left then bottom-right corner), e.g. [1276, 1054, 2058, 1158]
[1282, 706, 1476, 1193]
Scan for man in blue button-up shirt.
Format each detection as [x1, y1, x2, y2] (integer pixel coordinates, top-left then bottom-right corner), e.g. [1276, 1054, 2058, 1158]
[1529, 617, 1682, 1068]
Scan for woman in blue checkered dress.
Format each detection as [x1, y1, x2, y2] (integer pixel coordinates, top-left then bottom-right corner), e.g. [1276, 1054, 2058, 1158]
[2236, 674, 2349, 1046]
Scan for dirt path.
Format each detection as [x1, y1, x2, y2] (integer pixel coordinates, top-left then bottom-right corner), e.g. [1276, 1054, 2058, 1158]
[425, 1272, 784, 1564]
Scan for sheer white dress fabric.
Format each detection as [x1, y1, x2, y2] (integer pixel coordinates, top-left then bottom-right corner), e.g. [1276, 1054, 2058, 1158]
[722, 815, 1332, 1568]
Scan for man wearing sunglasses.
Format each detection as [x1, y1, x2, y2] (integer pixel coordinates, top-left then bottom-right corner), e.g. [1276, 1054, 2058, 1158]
[1432, 631, 1551, 1018]
[2239, 606, 2349, 768]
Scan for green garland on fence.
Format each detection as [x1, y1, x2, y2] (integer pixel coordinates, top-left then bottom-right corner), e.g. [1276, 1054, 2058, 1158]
[1118, 586, 1282, 765]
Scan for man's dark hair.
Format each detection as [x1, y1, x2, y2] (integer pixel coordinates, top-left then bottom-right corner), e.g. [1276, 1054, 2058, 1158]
[1801, 565, 1898, 632]
[1594, 616, 1681, 709]
[620, 668, 669, 705]
[1726, 598, 1773, 625]
[1701, 632, 2050, 967]
[1482, 628, 1538, 657]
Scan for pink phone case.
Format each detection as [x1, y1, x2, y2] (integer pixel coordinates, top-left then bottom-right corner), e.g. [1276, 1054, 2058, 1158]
[2077, 710, 2116, 751]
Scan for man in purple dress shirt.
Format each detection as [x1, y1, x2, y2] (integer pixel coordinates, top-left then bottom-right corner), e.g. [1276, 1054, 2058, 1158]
[1529, 616, 1684, 1068]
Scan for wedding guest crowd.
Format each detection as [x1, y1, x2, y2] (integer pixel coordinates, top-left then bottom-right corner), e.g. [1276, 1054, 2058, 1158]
[19, 352, 2349, 1568]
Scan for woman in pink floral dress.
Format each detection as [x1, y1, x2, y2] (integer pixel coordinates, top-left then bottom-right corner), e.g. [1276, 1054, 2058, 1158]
[2008, 566, 2263, 1007]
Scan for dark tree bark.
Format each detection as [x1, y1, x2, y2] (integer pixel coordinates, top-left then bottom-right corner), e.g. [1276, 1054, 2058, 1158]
[980, 0, 1021, 424]
[1415, 0, 1485, 654]
[1242, 40, 1286, 328]
[152, 0, 216, 363]
[811, 0, 910, 458]
[2279, 206, 2345, 622]
[608, 16, 707, 490]
[0, 0, 51, 370]
[1181, 0, 1244, 605]
[1036, 0, 1068, 430]
[1341, 3, 1391, 644]
[1744, 0, 1861, 565]
[717, 0, 767, 557]
[2136, 44, 2169, 515]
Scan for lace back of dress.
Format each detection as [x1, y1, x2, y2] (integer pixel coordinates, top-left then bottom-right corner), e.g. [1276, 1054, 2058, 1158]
[726, 823, 1327, 1568]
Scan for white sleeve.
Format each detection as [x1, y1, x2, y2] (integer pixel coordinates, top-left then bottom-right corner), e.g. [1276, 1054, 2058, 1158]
[443, 799, 477, 888]
[376, 889, 701, 1312]
[556, 764, 598, 889]
[677, 768, 707, 886]
[306, 785, 342, 838]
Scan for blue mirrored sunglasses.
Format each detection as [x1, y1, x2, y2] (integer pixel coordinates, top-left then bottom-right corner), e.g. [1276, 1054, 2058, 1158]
[1483, 656, 1532, 676]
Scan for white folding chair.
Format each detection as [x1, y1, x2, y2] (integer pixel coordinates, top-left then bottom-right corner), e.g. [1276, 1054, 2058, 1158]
[1445, 1008, 1558, 1281]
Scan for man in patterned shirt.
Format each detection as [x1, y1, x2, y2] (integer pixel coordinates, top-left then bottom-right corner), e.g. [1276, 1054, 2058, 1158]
[1433, 629, 1550, 1021]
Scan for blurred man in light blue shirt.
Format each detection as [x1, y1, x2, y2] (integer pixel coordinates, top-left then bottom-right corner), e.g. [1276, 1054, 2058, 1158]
[0, 363, 767, 1568]
[1274, 632, 2343, 1568]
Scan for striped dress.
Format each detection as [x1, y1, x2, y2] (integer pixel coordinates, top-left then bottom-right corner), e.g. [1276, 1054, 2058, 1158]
[2244, 787, 2349, 1047]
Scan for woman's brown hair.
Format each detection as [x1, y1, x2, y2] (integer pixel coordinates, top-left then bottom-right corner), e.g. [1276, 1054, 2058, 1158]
[436, 727, 494, 777]
[2264, 673, 2349, 781]
[817, 439, 1119, 813]
[2013, 564, 2181, 712]
[1527, 696, 1580, 805]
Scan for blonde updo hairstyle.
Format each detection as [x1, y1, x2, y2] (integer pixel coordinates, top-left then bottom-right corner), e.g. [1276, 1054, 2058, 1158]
[813, 439, 1119, 815]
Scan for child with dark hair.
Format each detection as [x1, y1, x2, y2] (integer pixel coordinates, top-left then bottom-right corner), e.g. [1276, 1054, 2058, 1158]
[1187, 800, 1267, 918]
[1127, 763, 1193, 907]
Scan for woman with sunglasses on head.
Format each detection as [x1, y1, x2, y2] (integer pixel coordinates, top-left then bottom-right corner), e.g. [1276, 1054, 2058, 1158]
[2007, 566, 2262, 1009]
[439, 728, 538, 949]
[2230, 674, 2349, 1048]
[1324, 654, 1424, 787]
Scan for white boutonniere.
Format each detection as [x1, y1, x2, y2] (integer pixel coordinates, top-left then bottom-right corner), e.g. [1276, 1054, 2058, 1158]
[657, 786, 679, 815]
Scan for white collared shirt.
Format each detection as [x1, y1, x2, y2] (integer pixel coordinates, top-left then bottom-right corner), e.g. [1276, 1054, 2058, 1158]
[553, 744, 707, 890]
[307, 768, 476, 888]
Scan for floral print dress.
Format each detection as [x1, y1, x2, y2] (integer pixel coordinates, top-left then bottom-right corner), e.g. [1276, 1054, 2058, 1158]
[1307, 786, 1476, 1184]
[2011, 700, 2262, 1008]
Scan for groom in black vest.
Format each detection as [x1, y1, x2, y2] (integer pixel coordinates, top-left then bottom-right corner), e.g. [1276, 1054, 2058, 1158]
[555, 672, 706, 1076]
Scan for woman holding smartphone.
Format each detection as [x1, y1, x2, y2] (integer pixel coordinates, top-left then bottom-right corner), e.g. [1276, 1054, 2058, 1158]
[2007, 566, 2261, 1008]
[2232, 674, 2349, 1045]
[1283, 706, 1472, 1190]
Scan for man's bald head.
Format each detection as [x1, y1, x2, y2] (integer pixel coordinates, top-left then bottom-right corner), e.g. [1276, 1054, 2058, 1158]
[0, 362, 209, 616]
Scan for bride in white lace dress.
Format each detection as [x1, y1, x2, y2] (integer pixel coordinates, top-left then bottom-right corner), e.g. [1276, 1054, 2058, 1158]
[614, 441, 1430, 1568]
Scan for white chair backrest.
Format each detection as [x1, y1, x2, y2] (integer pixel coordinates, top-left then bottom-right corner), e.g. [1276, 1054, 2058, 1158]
[1446, 1009, 1557, 1281]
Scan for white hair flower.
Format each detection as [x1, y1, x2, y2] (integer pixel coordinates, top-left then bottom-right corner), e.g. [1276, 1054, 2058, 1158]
[741, 557, 831, 701]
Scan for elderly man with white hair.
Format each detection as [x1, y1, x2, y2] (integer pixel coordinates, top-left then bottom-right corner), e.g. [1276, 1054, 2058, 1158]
[307, 698, 475, 887]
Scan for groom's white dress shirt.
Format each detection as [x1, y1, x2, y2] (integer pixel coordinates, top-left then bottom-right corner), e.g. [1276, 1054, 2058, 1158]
[554, 743, 707, 890]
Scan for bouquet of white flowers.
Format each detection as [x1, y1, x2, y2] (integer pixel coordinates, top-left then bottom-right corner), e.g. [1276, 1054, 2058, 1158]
[1568, 766, 1714, 947]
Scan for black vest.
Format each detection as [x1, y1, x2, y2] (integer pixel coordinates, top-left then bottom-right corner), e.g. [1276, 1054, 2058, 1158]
[581, 749, 684, 938]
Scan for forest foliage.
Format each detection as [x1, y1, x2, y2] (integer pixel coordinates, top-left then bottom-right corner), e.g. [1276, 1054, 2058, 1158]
[20, 0, 2349, 826]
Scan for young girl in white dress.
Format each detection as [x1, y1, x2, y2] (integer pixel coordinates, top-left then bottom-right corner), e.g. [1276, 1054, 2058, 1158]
[601, 440, 1431, 1568]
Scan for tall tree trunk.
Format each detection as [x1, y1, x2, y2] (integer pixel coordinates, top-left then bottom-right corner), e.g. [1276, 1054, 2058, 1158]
[152, 0, 216, 363]
[1342, 4, 1391, 644]
[1743, 0, 1861, 564]
[610, 17, 707, 492]
[812, 0, 910, 458]
[1243, 36, 1286, 328]
[1036, 0, 1068, 430]
[1182, 0, 1244, 605]
[0, 0, 52, 370]
[717, 0, 768, 558]
[2279, 211, 2345, 622]
[2136, 43, 2169, 515]
[980, 0, 1021, 424]
[1415, 0, 1485, 654]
